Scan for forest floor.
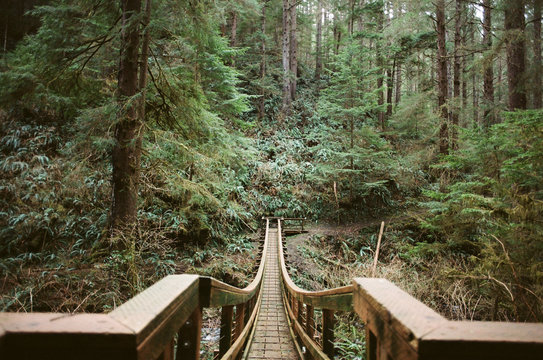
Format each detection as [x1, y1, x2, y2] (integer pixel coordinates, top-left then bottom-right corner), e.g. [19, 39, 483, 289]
[285, 213, 415, 289]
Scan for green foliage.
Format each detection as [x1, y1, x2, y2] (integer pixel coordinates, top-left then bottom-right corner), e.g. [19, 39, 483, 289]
[412, 110, 543, 321]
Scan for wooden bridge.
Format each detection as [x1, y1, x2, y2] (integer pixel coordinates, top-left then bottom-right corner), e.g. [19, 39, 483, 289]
[1, 217, 542, 359]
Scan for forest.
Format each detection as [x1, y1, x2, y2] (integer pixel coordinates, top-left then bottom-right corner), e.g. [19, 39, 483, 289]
[0, 0, 542, 357]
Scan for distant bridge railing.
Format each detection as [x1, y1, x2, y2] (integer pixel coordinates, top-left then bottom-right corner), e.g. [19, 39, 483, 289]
[278, 218, 543, 360]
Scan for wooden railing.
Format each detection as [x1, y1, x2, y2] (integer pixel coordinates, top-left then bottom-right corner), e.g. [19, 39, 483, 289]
[353, 278, 543, 360]
[278, 219, 353, 359]
[0, 219, 271, 360]
[282, 217, 307, 234]
[278, 218, 543, 360]
[1, 217, 543, 360]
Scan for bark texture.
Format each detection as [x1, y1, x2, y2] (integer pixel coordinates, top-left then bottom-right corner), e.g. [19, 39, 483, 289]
[281, 0, 291, 117]
[315, 0, 322, 82]
[258, 1, 267, 121]
[505, 0, 527, 110]
[452, 0, 462, 149]
[376, 2, 385, 131]
[289, 0, 297, 100]
[436, 0, 449, 155]
[483, 0, 495, 126]
[112, 0, 144, 228]
[534, 0, 542, 108]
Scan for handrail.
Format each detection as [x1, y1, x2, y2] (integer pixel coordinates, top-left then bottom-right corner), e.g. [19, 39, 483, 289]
[278, 218, 353, 359]
[353, 278, 543, 360]
[2, 217, 543, 360]
[282, 217, 307, 233]
[278, 218, 543, 360]
[278, 219, 352, 311]
[0, 219, 271, 360]
[208, 218, 269, 307]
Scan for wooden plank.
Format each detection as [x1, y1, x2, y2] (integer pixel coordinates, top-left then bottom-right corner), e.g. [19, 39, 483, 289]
[292, 291, 353, 312]
[419, 321, 543, 360]
[0, 313, 135, 359]
[177, 307, 202, 360]
[109, 274, 200, 360]
[353, 278, 446, 348]
[110, 274, 199, 342]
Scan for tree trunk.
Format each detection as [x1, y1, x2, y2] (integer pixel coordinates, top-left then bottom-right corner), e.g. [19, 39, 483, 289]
[112, 0, 143, 228]
[315, 0, 322, 83]
[471, 17, 479, 126]
[289, 0, 297, 100]
[395, 63, 402, 105]
[505, 0, 527, 110]
[377, 2, 385, 131]
[139, 0, 151, 121]
[281, 0, 291, 117]
[348, 0, 355, 36]
[451, 0, 462, 150]
[258, 1, 267, 121]
[436, 0, 449, 155]
[483, 0, 495, 126]
[534, 0, 542, 108]
[386, 63, 394, 117]
[462, 21, 468, 111]
[230, 11, 238, 47]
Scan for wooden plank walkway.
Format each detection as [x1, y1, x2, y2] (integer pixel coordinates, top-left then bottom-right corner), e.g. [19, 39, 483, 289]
[246, 228, 299, 360]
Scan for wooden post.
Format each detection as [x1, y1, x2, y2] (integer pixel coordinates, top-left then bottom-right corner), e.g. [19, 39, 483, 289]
[233, 302, 246, 341]
[306, 305, 314, 336]
[366, 328, 377, 360]
[322, 309, 335, 358]
[306, 304, 315, 360]
[177, 306, 202, 360]
[219, 305, 234, 356]
[371, 222, 385, 277]
[297, 300, 304, 325]
[244, 300, 251, 324]
[157, 338, 175, 360]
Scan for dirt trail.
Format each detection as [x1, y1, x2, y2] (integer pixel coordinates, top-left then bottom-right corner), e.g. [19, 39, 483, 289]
[283, 214, 410, 290]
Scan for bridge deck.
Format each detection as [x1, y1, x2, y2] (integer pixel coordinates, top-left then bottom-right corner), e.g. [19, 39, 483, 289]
[246, 228, 299, 360]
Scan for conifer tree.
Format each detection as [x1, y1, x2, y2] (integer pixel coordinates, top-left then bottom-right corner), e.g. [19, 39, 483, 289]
[436, 0, 449, 155]
[505, 0, 527, 110]
[111, 0, 149, 229]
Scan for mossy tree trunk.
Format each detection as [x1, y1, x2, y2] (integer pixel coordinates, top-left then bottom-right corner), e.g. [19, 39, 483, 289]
[112, 0, 150, 230]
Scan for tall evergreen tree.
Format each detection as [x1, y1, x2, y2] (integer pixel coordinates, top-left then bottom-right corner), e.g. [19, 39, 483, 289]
[505, 0, 527, 110]
[112, 0, 148, 228]
[281, 0, 291, 118]
[533, 0, 542, 108]
[436, 0, 449, 155]
[483, 0, 495, 126]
